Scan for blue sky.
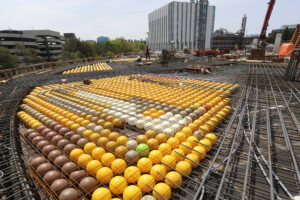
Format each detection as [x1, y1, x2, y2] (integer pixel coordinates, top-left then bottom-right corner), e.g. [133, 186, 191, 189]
[0, 0, 299, 40]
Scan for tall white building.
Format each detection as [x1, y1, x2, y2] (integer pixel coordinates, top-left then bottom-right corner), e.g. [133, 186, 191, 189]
[148, 0, 215, 51]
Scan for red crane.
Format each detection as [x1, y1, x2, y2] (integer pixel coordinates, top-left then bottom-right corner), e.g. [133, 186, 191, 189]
[259, 0, 276, 46]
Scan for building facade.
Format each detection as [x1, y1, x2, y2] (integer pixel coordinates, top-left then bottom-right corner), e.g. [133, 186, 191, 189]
[0, 30, 65, 63]
[97, 36, 110, 43]
[148, 0, 215, 51]
[64, 33, 76, 40]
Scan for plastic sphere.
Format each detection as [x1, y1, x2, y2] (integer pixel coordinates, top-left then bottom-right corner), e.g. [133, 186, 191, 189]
[136, 135, 148, 144]
[111, 159, 127, 174]
[145, 130, 156, 139]
[123, 185, 142, 200]
[138, 174, 155, 192]
[92, 187, 111, 200]
[153, 183, 171, 200]
[193, 131, 205, 140]
[96, 167, 113, 184]
[161, 155, 176, 171]
[175, 161, 192, 176]
[179, 142, 192, 155]
[77, 154, 92, 168]
[147, 138, 159, 150]
[101, 153, 116, 167]
[106, 141, 118, 152]
[124, 166, 141, 183]
[136, 120, 145, 129]
[148, 150, 163, 164]
[84, 142, 97, 155]
[86, 160, 102, 175]
[185, 153, 200, 169]
[112, 118, 123, 127]
[141, 195, 157, 200]
[92, 147, 106, 161]
[108, 132, 120, 141]
[167, 137, 179, 150]
[192, 146, 206, 160]
[165, 171, 182, 189]
[199, 139, 212, 152]
[171, 148, 185, 162]
[126, 140, 138, 151]
[136, 144, 150, 157]
[70, 148, 84, 161]
[109, 176, 127, 195]
[137, 157, 153, 173]
[175, 132, 186, 143]
[150, 164, 167, 181]
[115, 146, 128, 158]
[158, 143, 172, 156]
[186, 136, 199, 147]
[125, 150, 140, 164]
[97, 137, 109, 148]
[156, 133, 167, 144]
[93, 126, 104, 133]
[117, 136, 128, 146]
[205, 133, 217, 145]
[181, 127, 193, 137]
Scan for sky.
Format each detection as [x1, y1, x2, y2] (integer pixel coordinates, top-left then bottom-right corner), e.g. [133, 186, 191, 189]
[0, 0, 299, 40]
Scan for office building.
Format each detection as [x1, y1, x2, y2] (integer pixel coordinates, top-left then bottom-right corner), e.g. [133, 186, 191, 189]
[148, 0, 215, 51]
[97, 36, 110, 43]
[0, 29, 65, 63]
[64, 33, 76, 40]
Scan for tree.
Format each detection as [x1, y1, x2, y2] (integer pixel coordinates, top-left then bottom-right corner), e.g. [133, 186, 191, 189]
[266, 33, 276, 44]
[282, 27, 294, 41]
[14, 43, 43, 65]
[0, 47, 18, 69]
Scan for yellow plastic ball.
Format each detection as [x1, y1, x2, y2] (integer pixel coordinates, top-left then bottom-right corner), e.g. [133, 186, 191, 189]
[115, 146, 128, 158]
[117, 136, 128, 146]
[167, 137, 179, 150]
[136, 135, 148, 144]
[156, 133, 168, 144]
[77, 154, 93, 168]
[181, 127, 193, 137]
[123, 185, 142, 200]
[148, 150, 163, 164]
[111, 159, 127, 174]
[192, 146, 206, 160]
[175, 161, 192, 176]
[147, 138, 159, 150]
[84, 142, 97, 155]
[165, 171, 182, 189]
[199, 139, 212, 152]
[92, 147, 106, 161]
[96, 167, 113, 184]
[145, 130, 156, 139]
[86, 160, 102, 175]
[101, 153, 116, 167]
[179, 142, 192, 155]
[70, 148, 84, 161]
[92, 187, 111, 200]
[109, 176, 127, 195]
[150, 164, 167, 181]
[175, 132, 186, 143]
[138, 174, 155, 192]
[161, 155, 176, 171]
[83, 130, 93, 138]
[171, 148, 185, 162]
[205, 133, 217, 145]
[158, 143, 172, 156]
[108, 132, 120, 141]
[186, 136, 199, 147]
[124, 166, 141, 183]
[137, 157, 153, 173]
[185, 153, 200, 169]
[153, 183, 171, 200]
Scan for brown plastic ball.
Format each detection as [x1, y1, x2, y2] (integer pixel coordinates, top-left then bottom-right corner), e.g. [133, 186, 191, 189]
[70, 170, 87, 184]
[106, 141, 118, 152]
[48, 150, 62, 161]
[52, 135, 64, 144]
[24, 129, 35, 137]
[43, 170, 61, 185]
[28, 132, 40, 140]
[79, 177, 97, 193]
[70, 134, 82, 143]
[37, 125, 47, 132]
[30, 156, 47, 169]
[54, 155, 70, 167]
[62, 162, 78, 175]
[64, 144, 77, 154]
[77, 138, 89, 147]
[65, 131, 75, 139]
[54, 124, 64, 131]
[46, 131, 58, 139]
[59, 127, 70, 134]
[32, 136, 45, 145]
[41, 128, 52, 135]
[36, 163, 53, 176]
[42, 145, 56, 154]
[50, 179, 69, 195]
[57, 139, 70, 149]
[36, 140, 50, 149]
[50, 121, 59, 128]
[59, 188, 79, 200]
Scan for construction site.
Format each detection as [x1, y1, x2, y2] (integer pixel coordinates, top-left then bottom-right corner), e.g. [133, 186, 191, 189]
[1, 1, 300, 200]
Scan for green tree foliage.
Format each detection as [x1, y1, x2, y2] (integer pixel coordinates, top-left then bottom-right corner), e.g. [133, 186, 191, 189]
[61, 38, 146, 60]
[0, 46, 18, 69]
[266, 34, 276, 44]
[14, 43, 44, 65]
[282, 27, 294, 41]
